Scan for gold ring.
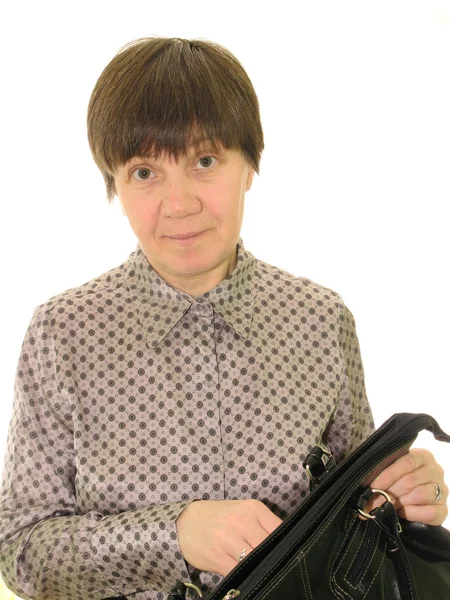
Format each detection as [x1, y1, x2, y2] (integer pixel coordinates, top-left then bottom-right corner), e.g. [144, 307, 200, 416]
[357, 488, 392, 519]
[238, 546, 254, 562]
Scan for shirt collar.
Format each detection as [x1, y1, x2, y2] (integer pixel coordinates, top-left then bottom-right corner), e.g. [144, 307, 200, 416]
[124, 237, 258, 348]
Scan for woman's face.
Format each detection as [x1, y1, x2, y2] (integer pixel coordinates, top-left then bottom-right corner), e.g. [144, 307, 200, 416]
[114, 143, 255, 296]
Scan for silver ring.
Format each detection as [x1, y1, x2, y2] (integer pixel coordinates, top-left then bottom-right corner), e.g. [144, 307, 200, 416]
[238, 546, 253, 562]
[432, 483, 442, 504]
[357, 488, 392, 519]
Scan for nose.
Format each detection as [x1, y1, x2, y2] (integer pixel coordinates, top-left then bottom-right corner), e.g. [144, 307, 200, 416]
[160, 174, 201, 218]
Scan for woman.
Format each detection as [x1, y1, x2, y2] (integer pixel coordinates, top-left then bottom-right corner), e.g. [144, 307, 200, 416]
[0, 37, 447, 600]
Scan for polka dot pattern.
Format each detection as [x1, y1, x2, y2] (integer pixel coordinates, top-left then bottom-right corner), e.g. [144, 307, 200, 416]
[0, 238, 374, 599]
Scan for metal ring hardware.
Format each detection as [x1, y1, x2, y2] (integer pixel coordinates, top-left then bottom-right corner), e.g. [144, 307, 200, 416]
[184, 582, 203, 598]
[357, 488, 392, 520]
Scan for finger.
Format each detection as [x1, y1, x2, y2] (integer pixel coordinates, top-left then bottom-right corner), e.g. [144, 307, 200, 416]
[223, 502, 281, 570]
[380, 463, 444, 504]
[222, 553, 242, 577]
[246, 513, 282, 555]
[396, 502, 449, 526]
[395, 482, 449, 508]
[199, 526, 244, 576]
[220, 529, 254, 573]
[369, 448, 435, 491]
[223, 533, 262, 575]
[364, 473, 443, 513]
[363, 480, 449, 525]
[255, 503, 283, 535]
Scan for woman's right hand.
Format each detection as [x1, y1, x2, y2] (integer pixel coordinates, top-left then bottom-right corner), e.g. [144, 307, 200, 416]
[175, 499, 283, 576]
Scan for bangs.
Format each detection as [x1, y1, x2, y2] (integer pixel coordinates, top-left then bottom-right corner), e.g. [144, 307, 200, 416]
[128, 125, 225, 166]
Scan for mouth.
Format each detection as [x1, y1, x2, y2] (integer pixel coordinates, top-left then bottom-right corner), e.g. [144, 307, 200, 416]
[167, 231, 204, 240]
[165, 230, 208, 245]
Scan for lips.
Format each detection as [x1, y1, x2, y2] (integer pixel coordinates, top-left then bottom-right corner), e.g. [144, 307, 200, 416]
[167, 232, 204, 240]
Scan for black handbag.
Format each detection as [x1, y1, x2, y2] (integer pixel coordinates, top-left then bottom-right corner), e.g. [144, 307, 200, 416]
[168, 413, 450, 600]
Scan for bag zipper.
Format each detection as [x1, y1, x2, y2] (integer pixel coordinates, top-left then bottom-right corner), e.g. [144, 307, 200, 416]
[346, 523, 379, 586]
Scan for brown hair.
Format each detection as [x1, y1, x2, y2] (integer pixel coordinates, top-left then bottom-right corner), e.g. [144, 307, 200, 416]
[87, 37, 264, 202]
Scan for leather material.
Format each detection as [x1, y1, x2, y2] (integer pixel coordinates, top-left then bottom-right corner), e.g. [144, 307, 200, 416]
[400, 518, 450, 561]
[303, 445, 336, 491]
[168, 413, 450, 600]
[166, 580, 189, 599]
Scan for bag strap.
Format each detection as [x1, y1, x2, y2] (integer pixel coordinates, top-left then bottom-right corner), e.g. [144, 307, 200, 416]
[365, 498, 417, 600]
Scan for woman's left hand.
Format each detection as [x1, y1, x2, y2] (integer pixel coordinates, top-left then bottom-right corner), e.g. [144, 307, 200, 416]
[366, 448, 448, 525]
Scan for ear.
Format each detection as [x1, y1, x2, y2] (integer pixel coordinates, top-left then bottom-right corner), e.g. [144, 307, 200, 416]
[246, 167, 255, 192]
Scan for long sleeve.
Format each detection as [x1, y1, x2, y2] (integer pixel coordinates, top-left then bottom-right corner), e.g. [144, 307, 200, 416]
[322, 302, 375, 462]
[0, 307, 195, 600]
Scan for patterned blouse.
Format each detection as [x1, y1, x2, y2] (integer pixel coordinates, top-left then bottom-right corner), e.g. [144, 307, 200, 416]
[0, 238, 374, 600]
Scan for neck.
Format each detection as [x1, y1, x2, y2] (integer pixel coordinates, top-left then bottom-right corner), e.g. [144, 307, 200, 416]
[156, 248, 238, 298]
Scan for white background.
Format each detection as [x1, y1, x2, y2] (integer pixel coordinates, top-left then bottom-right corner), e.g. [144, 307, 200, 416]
[0, 0, 449, 531]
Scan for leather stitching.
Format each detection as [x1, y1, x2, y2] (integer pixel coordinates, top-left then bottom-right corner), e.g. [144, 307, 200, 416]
[300, 556, 313, 600]
[394, 540, 415, 599]
[360, 538, 386, 600]
[343, 521, 369, 583]
[356, 528, 381, 587]
[344, 526, 380, 589]
[329, 514, 361, 598]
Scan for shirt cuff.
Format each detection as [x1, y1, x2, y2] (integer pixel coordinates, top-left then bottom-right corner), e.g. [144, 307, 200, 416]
[90, 500, 197, 597]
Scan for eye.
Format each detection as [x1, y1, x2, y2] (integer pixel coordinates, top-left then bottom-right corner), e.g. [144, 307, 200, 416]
[131, 167, 154, 180]
[196, 155, 217, 169]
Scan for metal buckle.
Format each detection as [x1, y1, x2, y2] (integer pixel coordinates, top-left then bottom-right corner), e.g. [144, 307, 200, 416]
[357, 488, 392, 519]
[305, 447, 333, 483]
[184, 582, 203, 598]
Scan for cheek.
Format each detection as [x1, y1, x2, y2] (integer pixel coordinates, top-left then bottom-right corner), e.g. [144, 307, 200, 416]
[123, 196, 158, 232]
[208, 180, 244, 216]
